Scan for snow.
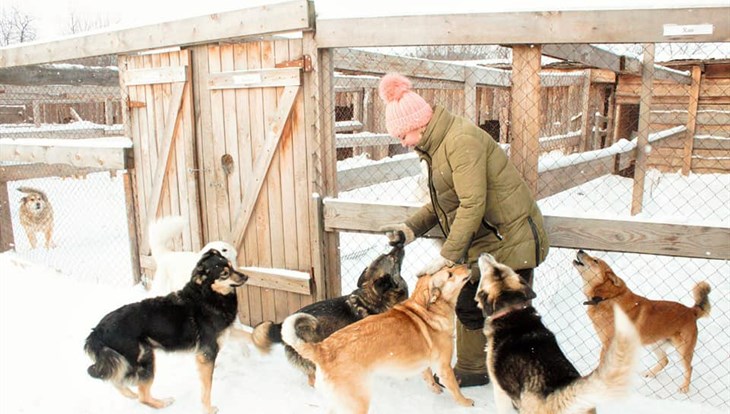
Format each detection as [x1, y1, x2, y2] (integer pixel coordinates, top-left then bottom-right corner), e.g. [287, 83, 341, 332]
[0, 164, 728, 413]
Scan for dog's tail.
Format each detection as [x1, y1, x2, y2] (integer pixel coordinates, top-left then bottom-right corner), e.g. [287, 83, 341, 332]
[692, 281, 711, 319]
[84, 330, 128, 382]
[252, 321, 284, 354]
[148, 215, 186, 259]
[541, 305, 640, 413]
[281, 313, 322, 364]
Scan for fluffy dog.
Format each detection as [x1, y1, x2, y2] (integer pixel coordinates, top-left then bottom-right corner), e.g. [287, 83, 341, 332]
[252, 238, 408, 386]
[17, 186, 55, 249]
[148, 215, 238, 294]
[573, 249, 711, 393]
[476, 253, 640, 414]
[84, 250, 248, 414]
[282, 264, 475, 414]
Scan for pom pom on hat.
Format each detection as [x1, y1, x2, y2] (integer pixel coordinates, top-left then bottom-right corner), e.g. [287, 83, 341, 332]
[378, 73, 413, 103]
[377, 73, 433, 138]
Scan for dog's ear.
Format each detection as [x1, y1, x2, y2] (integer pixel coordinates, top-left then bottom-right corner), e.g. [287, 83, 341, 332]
[355, 268, 368, 288]
[192, 264, 208, 284]
[20, 196, 28, 204]
[373, 273, 395, 293]
[522, 284, 537, 300]
[427, 277, 443, 306]
[606, 268, 622, 287]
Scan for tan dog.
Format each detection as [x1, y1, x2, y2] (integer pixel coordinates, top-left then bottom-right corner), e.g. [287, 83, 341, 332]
[573, 249, 711, 393]
[17, 187, 56, 249]
[282, 265, 475, 414]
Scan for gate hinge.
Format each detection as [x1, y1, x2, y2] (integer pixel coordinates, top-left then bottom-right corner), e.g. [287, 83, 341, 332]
[275, 55, 313, 72]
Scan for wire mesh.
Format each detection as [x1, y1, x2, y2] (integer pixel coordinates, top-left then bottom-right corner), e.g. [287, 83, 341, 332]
[0, 55, 134, 286]
[328, 43, 729, 409]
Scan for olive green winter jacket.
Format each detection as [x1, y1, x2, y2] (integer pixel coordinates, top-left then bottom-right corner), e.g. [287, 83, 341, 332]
[406, 106, 549, 271]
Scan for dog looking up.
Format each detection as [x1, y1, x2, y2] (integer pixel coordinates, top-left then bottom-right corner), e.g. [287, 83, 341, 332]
[573, 249, 711, 393]
[282, 264, 475, 414]
[148, 215, 238, 295]
[252, 236, 408, 386]
[476, 253, 640, 414]
[17, 186, 56, 249]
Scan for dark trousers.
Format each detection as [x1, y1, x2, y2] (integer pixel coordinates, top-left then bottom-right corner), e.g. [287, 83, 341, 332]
[455, 265, 534, 330]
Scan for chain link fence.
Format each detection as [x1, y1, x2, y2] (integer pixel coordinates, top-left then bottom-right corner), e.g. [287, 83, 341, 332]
[328, 43, 729, 409]
[0, 55, 135, 286]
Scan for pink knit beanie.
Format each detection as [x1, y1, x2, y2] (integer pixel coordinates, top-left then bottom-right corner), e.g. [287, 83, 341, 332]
[378, 73, 433, 138]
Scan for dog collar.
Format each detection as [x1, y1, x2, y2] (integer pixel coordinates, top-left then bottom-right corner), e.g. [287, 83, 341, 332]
[583, 296, 605, 306]
[488, 303, 530, 321]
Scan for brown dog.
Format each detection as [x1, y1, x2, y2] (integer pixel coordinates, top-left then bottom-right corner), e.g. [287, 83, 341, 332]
[282, 265, 475, 414]
[17, 187, 56, 249]
[573, 249, 711, 393]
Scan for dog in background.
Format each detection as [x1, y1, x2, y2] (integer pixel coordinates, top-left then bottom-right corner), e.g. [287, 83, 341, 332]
[148, 215, 238, 294]
[476, 253, 640, 414]
[573, 249, 711, 393]
[17, 186, 55, 249]
[282, 264, 475, 414]
[85, 249, 248, 414]
[252, 236, 408, 386]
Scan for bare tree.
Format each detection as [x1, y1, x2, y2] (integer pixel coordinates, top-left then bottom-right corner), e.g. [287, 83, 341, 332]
[0, 6, 36, 46]
[66, 11, 112, 35]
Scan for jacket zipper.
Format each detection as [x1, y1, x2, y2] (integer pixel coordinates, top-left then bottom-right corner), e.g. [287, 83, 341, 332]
[416, 149, 450, 237]
[527, 216, 541, 265]
[482, 219, 503, 241]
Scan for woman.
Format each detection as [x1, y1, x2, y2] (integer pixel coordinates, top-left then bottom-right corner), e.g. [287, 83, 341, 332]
[378, 73, 549, 387]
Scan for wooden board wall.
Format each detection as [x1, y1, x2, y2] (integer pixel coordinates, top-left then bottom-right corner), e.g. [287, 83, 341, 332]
[120, 49, 201, 269]
[191, 39, 314, 326]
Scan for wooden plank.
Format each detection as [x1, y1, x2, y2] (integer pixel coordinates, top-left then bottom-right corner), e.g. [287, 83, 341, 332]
[144, 81, 185, 223]
[0, 0, 313, 67]
[220, 43, 240, 257]
[337, 157, 421, 192]
[464, 67, 478, 124]
[0, 64, 119, 87]
[651, 110, 730, 126]
[239, 266, 311, 295]
[631, 44, 655, 216]
[0, 164, 106, 181]
[322, 198, 730, 260]
[0, 139, 131, 169]
[537, 155, 615, 199]
[123, 66, 187, 86]
[682, 66, 703, 175]
[332, 48, 511, 87]
[694, 136, 730, 151]
[542, 44, 691, 85]
[510, 45, 541, 195]
[0, 181, 13, 252]
[208, 67, 300, 90]
[579, 70, 593, 151]
[336, 133, 399, 148]
[316, 7, 730, 48]
[122, 172, 142, 284]
[229, 85, 299, 248]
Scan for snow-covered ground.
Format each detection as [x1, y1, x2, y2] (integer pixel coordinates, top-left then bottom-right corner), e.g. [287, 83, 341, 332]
[0, 166, 727, 413]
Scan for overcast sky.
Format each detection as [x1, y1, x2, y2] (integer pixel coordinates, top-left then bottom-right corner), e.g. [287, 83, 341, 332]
[7, 0, 729, 41]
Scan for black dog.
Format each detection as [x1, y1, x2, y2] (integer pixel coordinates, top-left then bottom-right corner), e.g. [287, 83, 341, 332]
[84, 249, 248, 414]
[474, 253, 639, 414]
[252, 237, 408, 386]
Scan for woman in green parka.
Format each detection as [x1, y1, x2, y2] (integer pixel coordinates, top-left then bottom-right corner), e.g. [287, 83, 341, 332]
[378, 73, 550, 387]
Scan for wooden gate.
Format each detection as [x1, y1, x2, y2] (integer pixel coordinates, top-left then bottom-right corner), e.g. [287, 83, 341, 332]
[119, 49, 202, 263]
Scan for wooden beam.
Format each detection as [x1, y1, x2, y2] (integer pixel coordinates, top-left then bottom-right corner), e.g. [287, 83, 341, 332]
[145, 82, 186, 224]
[332, 48, 511, 87]
[0, 138, 132, 170]
[338, 157, 421, 192]
[123, 66, 187, 86]
[208, 67, 301, 90]
[542, 44, 691, 85]
[239, 266, 312, 295]
[322, 198, 730, 260]
[579, 70, 593, 151]
[683, 66, 704, 175]
[315, 7, 730, 48]
[0, 164, 106, 181]
[0, 64, 119, 86]
[631, 44, 655, 216]
[510, 45, 541, 195]
[229, 85, 300, 249]
[0, 0, 313, 67]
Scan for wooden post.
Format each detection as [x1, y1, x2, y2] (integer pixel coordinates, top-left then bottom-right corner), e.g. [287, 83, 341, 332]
[605, 86, 617, 146]
[631, 44, 655, 216]
[579, 69, 593, 151]
[681, 66, 702, 176]
[510, 45, 541, 195]
[464, 67, 478, 124]
[104, 98, 115, 126]
[0, 181, 14, 252]
[499, 107, 509, 143]
[32, 101, 41, 127]
[123, 171, 142, 284]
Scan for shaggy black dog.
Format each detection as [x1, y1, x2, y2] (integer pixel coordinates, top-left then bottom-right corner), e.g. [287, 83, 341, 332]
[85, 249, 247, 414]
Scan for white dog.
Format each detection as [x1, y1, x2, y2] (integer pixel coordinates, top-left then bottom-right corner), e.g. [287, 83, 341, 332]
[148, 216, 239, 295]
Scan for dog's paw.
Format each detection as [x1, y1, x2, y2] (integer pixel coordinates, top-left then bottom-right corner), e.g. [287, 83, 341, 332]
[427, 381, 443, 395]
[203, 405, 219, 414]
[457, 397, 475, 407]
[679, 385, 690, 394]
